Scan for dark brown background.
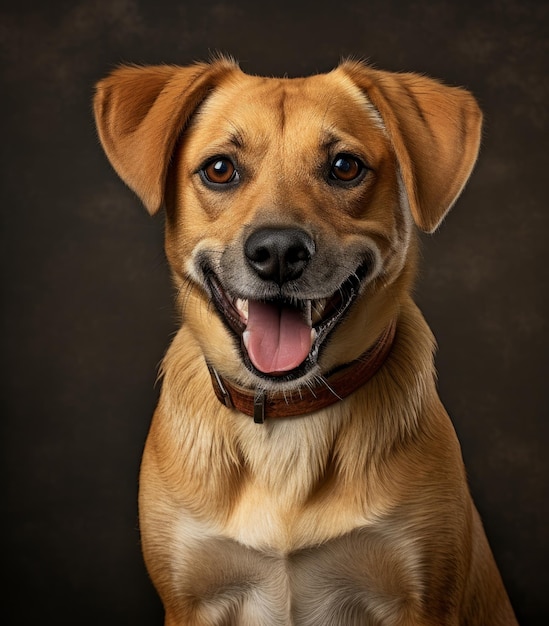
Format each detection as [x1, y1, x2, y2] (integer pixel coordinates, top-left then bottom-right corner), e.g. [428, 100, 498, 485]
[2, 0, 547, 624]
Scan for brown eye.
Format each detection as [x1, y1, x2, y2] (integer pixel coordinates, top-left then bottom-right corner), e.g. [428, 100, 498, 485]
[202, 158, 238, 185]
[330, 154, 364, 182]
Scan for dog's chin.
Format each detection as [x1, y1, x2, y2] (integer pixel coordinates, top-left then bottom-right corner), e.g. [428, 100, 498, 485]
[204, 262, 370, 385]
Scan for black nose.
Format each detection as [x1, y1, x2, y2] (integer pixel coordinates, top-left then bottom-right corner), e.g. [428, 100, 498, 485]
[244, 227, 315, 285]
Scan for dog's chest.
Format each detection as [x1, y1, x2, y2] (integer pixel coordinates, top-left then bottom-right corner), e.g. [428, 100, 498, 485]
[168, 509, 422, 626]
[158, 429, 425, 625]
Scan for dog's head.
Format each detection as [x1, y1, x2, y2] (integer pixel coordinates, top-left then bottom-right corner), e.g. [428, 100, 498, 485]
[94, 57, 481, 391]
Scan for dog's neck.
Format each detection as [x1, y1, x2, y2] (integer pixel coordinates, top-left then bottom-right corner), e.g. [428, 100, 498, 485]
[207, 319, 397, 423]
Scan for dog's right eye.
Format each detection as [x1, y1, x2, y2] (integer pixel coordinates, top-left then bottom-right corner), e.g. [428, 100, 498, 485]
[330, 154, 365, 183]
[201, 158, 239, 186]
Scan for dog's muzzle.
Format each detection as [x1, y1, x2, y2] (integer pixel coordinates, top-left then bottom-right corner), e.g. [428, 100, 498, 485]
[203, 226, 373, 382]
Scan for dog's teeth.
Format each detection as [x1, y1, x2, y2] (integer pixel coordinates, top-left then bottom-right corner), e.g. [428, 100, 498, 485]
[235, 298, 249, 323]
[311, 328, 317, 343]
[242, 330, 250, 350]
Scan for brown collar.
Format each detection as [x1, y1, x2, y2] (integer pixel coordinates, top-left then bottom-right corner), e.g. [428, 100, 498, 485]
[207, 318, 397, 423]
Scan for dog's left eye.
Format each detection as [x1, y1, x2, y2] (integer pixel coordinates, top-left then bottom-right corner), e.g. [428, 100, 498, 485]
[201, 157, 239, 185]
[330, 154, 365, 183]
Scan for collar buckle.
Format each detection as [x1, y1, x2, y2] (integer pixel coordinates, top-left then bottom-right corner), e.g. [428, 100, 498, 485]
[253, 389, 266, 424]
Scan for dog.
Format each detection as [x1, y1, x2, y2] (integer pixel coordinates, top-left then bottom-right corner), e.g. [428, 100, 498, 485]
[94, 56, 518, 625]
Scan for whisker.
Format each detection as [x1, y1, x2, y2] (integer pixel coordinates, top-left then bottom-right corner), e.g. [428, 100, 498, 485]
[313, 374, 343, 401]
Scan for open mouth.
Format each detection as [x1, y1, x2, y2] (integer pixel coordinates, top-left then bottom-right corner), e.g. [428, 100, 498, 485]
[206, 262, 370, 381]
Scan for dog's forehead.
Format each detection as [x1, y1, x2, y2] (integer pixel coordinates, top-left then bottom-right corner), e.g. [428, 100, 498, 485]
[190, 70, 384, 146]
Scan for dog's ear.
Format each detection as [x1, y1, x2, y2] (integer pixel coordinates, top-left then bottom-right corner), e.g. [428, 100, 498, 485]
[341, 62, 482, 233]
[93, 58, 238, 214]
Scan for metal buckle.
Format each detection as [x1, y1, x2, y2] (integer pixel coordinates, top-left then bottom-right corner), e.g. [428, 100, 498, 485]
[253, 389, 266, 424]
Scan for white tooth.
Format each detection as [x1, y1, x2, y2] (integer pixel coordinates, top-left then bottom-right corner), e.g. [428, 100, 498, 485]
[310, 328, 317, 343]
[242, 330, 250, 349]
[235, 298, 249, 322]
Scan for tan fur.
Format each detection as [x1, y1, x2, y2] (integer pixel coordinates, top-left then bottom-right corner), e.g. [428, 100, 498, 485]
[94, 57, 518, 625]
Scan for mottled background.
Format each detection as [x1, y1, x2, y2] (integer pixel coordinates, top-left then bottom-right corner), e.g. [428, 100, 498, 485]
[1, 0, 547, 623]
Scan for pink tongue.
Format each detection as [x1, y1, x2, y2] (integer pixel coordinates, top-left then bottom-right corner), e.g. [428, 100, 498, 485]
[243, 301, 313, 374]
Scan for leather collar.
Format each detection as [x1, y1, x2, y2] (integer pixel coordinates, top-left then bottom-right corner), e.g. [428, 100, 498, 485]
[207, 318, 397, 423]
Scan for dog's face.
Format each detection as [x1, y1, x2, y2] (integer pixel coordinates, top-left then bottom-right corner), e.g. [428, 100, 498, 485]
[94, 58, 482, 391]
[165, 71, 409, 389]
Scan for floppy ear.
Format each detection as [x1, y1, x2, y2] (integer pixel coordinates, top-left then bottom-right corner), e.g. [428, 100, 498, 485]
[341, 62, 483, 233]
[93, 58, 238, 214]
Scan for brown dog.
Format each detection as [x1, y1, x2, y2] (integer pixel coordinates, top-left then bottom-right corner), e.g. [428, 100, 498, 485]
[94, 57, 518, 625]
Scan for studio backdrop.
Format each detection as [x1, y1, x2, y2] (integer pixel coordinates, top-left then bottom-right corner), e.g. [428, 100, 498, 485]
[2, 1, 547, 624]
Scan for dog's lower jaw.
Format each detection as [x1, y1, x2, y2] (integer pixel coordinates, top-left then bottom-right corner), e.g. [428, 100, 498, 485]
[208, 317, 397, 422]
[202, 259, 373, 384]
[177, 261, 407, 396]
